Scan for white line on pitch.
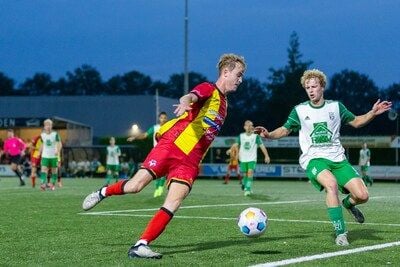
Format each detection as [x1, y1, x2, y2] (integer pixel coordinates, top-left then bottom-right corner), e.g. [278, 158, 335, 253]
[250, 241, 400, 267]
[78, 213, 400, 228]
[80, 199, 318, 215]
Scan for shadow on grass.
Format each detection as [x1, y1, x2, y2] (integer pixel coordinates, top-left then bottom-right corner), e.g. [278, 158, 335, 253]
[245, 194, 277, 201]
[349, 228, 385, 242]
[156, 234, 310, 255]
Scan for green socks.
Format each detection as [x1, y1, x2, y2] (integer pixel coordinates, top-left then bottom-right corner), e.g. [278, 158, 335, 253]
[328, 206, 346, 236]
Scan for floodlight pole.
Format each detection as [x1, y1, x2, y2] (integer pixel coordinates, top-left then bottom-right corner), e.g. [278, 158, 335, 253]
[183, 0, 189, 94]
[397, 116, 399, 166]
[155, 88, 159, 122]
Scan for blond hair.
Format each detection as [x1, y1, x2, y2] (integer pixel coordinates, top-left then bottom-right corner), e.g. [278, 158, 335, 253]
[300, 69, 327, 89]
[217, 53, 246, 75]
[43, 119, 53, 126]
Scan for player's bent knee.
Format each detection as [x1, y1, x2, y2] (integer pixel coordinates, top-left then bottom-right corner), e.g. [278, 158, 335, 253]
[355, 191, 369, 203]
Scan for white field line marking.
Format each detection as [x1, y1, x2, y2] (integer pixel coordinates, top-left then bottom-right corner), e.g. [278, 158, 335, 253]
[78, 213, 400, 228]
[80, 199, 317, 215]
[250, 241, 400, 267]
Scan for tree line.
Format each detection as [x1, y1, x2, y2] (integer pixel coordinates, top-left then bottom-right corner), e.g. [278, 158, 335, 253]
[0, 32, 399, 135]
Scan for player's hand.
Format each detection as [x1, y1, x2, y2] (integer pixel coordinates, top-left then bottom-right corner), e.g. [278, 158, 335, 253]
[254, 126, 269, 138]
[127, 136, 135, 142]
[371, 99, 392, 116]
[264, 156, 270, 164]
[173, 103, 192, 117]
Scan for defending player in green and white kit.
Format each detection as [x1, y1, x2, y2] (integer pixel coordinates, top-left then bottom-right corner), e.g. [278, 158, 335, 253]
[105, 137, 121, 185]
[234, 120, 270, 196]
[255, 69, 392, 246]
[39, 119, 62, 191]
[359, 142, 373, 186]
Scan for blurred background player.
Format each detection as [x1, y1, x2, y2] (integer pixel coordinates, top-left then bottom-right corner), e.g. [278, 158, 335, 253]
[359, 142, 373, 186]
[1, 129, 27, 186]
[255, 69, 392, 246]
[235, 120, 270, 196]
[47, 149, 63, 187]
[39, 119, 62, 191]
[105, 137, 121, 185]
[29, 135, 42, 187]
[127, 111, 168, 197]
[223, 144, 241, 184]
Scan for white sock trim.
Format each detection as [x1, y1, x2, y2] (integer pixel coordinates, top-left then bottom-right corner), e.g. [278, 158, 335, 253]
[134, 239, 148, 247]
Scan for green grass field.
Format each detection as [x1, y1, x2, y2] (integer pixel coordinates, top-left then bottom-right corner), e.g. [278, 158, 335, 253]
[1, 177, 399, 266]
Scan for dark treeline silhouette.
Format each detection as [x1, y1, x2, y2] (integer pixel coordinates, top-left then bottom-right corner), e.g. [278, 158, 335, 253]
[0, 32, 399, 136]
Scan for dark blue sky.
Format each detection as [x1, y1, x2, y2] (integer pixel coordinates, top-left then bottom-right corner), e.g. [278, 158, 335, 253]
[1, 0, 399, 88]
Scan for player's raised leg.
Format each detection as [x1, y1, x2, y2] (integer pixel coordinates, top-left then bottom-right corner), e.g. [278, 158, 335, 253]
[342, 177, 368, 223]
[82, 168, 153, 211]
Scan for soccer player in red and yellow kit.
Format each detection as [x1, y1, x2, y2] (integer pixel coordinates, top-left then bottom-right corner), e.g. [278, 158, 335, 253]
[82, 53, 246, 259]
[223, 144, 241, 184]
[30, 136, 42, 188]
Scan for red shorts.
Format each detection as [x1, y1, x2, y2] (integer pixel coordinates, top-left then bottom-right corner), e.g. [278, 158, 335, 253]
[228, 164, 239, 172]
[141, 142, 199, 189]
[31, 156, 41, 167]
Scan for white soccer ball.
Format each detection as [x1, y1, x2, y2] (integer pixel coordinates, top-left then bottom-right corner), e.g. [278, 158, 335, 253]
[237, 207, 268, 237]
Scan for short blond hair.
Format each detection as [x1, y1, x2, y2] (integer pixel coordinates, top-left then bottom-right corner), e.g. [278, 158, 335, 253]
[300, 69, 327, 89]
[43, 119, 53, 126]
[217, 53, 246, 75]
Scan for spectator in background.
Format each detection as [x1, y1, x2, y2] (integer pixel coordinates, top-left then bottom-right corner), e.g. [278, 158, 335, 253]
[90, 157, 102, 178]
[214, 148, 225, 163]
[120, 159, 130, 179]
[68, 160, 78, 178]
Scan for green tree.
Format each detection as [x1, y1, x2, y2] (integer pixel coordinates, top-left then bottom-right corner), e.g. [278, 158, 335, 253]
[326, 70, 379, 114]
[106, 71, 153, 95]
[383, 83, 400, 109]
[263, 32, 313, 129]
[221, 77, 268, 135]
[163, 72, 208, 98]
[0, 72, 15, 95]
[19, 73, 54, 95]
[65, 64, 104, 95]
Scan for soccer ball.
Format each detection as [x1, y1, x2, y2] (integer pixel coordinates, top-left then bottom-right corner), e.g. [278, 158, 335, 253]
[237, 207, 268, 237]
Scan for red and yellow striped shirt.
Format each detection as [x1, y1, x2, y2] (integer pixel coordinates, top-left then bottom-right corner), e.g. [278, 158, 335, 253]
[158, 82, 227, 163]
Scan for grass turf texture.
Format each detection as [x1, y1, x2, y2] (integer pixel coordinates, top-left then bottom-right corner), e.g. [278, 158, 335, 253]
[0, 177, 399, 266]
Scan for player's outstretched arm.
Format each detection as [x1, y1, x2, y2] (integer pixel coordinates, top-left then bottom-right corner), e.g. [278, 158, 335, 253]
[349, 99, 392, 128]
[254, 126, 290, 139]
[173, 93, 198, 117]
[127, 132, 148, 142]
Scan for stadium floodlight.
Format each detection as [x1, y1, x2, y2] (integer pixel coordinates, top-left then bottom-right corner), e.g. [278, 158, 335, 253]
[131, 124, 140, 135]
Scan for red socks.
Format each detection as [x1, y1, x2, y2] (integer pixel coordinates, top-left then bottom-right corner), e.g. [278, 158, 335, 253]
[105, 180, 128, 196]
[140, 207, 173, 244]
[31, 175, 36, 187]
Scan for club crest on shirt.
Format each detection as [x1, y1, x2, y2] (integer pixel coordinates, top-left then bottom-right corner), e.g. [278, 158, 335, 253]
[329, 112, 335, 120]
[149, 159, 157, 167]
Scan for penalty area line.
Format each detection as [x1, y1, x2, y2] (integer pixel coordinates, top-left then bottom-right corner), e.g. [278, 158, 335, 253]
[250, 241, 400, 267]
